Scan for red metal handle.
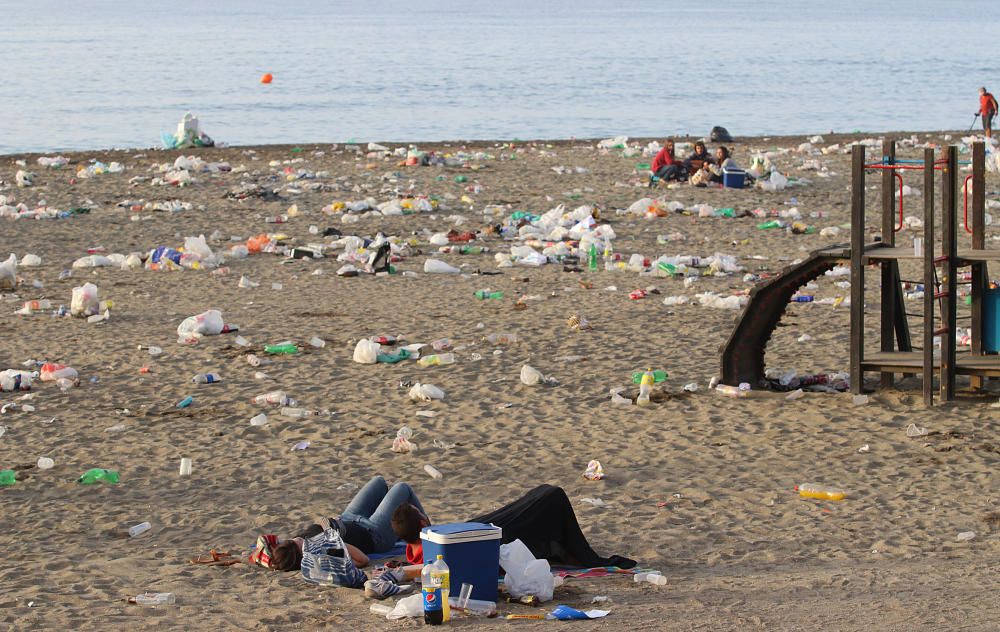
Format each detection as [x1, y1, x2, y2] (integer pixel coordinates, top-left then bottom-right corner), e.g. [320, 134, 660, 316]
[894, 172, 904, 232]
[963, 174, 974, 234]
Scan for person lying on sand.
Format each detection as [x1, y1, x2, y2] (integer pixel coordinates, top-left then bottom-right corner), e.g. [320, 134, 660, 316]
[275, 475, 425, 562]
[391, 484, 636, 569]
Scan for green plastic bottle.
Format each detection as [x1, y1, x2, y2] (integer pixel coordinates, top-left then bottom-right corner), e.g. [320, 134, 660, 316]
[474, 290, 504, 299]
[0, 470, 16, 486]
[588, 244, 599, 271]
[631, 369, 669, 384]
[264, 343, 298, 354]
[757, 220, 782, 229]
[78, 468, 120, 485]
[454, 175, 468, 183]
[657, 262, 677, 275]
[459, 246, 485, 255]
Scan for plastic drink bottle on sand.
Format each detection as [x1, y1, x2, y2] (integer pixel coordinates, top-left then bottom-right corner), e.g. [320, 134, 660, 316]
[422, 555, 451, 625]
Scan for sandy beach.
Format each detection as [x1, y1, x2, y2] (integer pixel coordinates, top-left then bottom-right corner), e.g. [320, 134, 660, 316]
[1, 131, 999, 631]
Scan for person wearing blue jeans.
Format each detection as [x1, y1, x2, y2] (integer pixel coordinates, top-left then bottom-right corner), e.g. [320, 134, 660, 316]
[330, 476, 428, 555]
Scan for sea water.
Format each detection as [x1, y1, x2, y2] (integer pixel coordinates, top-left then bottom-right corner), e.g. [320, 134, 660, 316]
[2, 0, 997, 153]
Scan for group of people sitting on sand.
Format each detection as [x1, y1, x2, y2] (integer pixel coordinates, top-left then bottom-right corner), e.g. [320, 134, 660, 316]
[251, 475, 635, 599]
[649, 138, 741, 188]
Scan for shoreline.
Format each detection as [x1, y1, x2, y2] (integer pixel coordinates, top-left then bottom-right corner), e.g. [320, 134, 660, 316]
[0, 129, 981, 161]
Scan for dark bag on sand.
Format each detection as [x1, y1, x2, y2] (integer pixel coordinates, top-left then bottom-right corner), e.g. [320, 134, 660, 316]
[710, 126, 733, 143]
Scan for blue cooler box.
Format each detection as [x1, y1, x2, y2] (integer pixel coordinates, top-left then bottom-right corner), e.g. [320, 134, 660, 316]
[984, 286, 1000, 352]
[723, 167, 746, 189]
[421, 522, 502, 602]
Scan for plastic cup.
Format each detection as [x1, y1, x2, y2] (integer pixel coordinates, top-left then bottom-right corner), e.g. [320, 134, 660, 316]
[458, 583, 474, 609]
[179, 457, 192, 476]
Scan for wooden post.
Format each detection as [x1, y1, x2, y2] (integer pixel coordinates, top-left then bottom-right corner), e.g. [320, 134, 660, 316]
[941, 146, 958, 400]
[880, 139, 896, 387]
[970, 142, 986, 389]
[923, 148, 935, 406]
[850, 145, 866, 394]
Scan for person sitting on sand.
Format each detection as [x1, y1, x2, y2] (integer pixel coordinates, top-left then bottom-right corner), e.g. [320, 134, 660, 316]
[690, 146, 739, 187]
[706, 146, 738, 184]
[391, 484, 636, 569]
[650, 138, 684, 186]
[684, 140, 714, 176]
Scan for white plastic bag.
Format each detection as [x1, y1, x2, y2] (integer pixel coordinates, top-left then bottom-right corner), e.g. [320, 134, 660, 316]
[520, 365, 544, 386]
[183, 234, 216, 266]
[176, 309, 224, 342]
[0, 369, 33, 392]
[70, 282, 100, 317]
[386, 593, 424, 619]
[424, 259, 460, 274]
[0, 253, 16, 289]
[500, 539, 554, 602]
[352, 339, 380, 364]
[408, 382, 445, 401]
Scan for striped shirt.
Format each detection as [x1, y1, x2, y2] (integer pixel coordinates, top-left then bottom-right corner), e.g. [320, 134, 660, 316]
[300, 528, 367, 588]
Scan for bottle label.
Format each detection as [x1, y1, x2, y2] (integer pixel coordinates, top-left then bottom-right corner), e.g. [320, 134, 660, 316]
[423, 587, 443, 612]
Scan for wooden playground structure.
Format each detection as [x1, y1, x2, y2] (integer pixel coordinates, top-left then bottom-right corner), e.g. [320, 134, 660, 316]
[721, 139, 1000, 405]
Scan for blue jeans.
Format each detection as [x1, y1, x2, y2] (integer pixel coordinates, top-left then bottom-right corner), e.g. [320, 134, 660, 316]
[340, 476, 426, 552]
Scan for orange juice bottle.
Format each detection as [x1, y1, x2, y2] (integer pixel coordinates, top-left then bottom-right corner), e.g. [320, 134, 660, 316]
[797, 484, 846, 501]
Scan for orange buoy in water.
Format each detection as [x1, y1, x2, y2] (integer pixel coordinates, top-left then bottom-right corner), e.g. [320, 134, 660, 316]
[260, 73, 273, 84]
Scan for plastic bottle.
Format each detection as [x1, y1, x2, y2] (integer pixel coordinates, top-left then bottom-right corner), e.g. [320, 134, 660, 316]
[633, 572, 667, 586]
[797, 484, 846, 501]
[254, 391, 291, 406]
[715, 384, 749, 398]
[246, 354, 262, 367]
[18, 299, 52, 314]
[264, 343, 298, 354]
[424, 464, 443, 479]
[422, 554, 451, 625]
[603, 246, 614, 271]
[129, 521, 152, 537]
[791, 295, 814, 303]
[459, 245, 486, 255]
[418, 353, 456, 367]
[588, 243, 599, 271]
[191, 373, 221, 384]
[430, 338, 451, 351]
[485, 333, 517, 344]
[474, 290, 504, 299]
[0, 470, 16, 486]
[370, 603, 393, 616]
[637, 368, 654, 407]
[131, 593, 175, 605]
[280, 407, 312, 418]
[78, 468, 120, 484]
[176, 396, 193, 408]
[757, 220, 783, 229]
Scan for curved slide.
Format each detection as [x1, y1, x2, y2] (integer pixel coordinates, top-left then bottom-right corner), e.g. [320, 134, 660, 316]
[719, 244, 855, 386]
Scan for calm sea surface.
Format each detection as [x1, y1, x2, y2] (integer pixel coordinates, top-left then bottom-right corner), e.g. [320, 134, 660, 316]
[2, 0, 998, 153]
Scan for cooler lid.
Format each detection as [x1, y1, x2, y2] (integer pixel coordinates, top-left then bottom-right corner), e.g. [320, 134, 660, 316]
[421, 522, 502, 544]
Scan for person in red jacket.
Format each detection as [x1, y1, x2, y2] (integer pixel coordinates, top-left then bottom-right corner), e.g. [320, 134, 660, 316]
[978, 87, 998, 138]
[649, 138, 684, 187]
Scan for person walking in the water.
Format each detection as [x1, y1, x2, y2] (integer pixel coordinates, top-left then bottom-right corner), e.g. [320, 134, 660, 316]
[978, 87, 998, 138]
